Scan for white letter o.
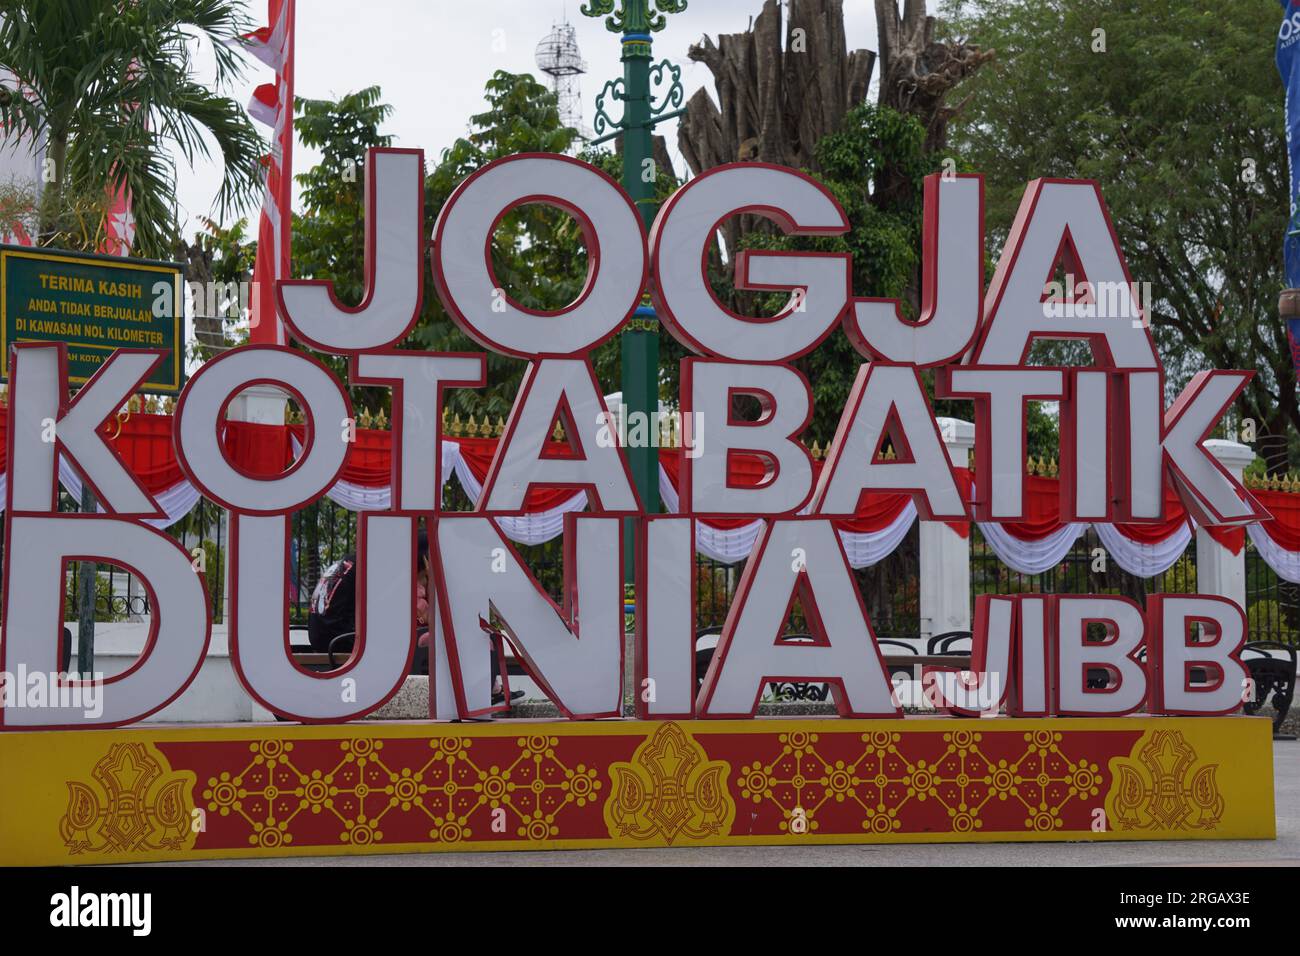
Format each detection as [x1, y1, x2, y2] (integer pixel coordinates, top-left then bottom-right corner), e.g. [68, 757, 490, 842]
[431, 154, 646, 357]
[175, 346, 352, 513]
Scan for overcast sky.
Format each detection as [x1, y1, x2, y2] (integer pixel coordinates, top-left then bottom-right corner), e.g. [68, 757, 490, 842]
[174, 0, 881, 233]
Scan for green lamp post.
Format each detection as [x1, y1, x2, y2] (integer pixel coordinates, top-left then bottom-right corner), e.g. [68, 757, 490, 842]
[581, 0, 689, 581]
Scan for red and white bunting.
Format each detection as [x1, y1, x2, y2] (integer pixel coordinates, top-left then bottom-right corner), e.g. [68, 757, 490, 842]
[248, 82, 280, 127]
[240, 12, 290, 72]
[244, 0, 295, 345]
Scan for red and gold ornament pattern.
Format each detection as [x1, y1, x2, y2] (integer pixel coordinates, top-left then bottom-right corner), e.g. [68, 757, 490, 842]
[21, 717, 1264, 863]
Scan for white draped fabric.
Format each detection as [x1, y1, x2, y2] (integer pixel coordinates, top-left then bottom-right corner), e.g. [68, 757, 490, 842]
[447, 442, 590, 546]
[695, 520, 766, 564]
[656, 463, 764, 562]
[10, 440, 1297, 582]
[1248, 522, 1300, 583]
[300, 436, 593, 546]
[840, 501, 919, 568]
[54, 456, 202, 530]
[141, 479, 204, 530]
[292, 436, 460, 514]
[961, 465, 1192, 578]
[976, 519, 1086, 576]
[978, 518, 1200, 579]
[1095, 521, 1194, 578]
[321, 478, 391, 512]
[657, 463, 917, 568]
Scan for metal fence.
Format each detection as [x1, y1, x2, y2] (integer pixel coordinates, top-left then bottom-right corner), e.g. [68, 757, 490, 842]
[168, 499, 227, 623]
[4, 500, 1298, 649]
[1245, 539, 1300, 645]
[970, 526, 1198, 605]
[0, 492, 227, 626]
[288, 497, 357, 626]
[693, 524, 921, 639]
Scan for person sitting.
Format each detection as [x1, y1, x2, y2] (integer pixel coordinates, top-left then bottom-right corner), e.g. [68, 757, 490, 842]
[305, 537, 523, 705]
[306, 554, 356, 654]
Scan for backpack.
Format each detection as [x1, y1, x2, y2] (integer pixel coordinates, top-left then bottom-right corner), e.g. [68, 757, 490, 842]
[306, 555, 356, 652]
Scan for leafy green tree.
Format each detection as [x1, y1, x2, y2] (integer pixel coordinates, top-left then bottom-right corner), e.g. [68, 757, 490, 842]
[0, 0, 264, 258]
[941, 0, 1295, 468]
[284, 74, 667, 417]
[415, 70, 682, 419]
[800, 103, 933, 441]
[293, 86, 394, 308]
[737, 102, 1058, 451]
[63, 567, 125, 623]
[414, 70, 582, 420]
[287, 86, 394, 394]
[178, 215, 255, 362]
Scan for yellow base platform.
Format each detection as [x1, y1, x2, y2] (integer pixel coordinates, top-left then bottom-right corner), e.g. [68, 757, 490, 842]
[0, 716, 1275, 864]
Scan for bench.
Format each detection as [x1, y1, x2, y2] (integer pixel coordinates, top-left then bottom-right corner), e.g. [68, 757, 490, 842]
[693, 629, 977, 704]
[1242, 642, 1296, 738]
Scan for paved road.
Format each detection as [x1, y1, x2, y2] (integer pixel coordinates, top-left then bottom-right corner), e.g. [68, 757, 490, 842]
[182, 740, 1298, 867]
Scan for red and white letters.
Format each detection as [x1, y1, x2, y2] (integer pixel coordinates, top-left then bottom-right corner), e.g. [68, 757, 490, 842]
[0, 149, 1267, 727]
[650, 163, 851, 361]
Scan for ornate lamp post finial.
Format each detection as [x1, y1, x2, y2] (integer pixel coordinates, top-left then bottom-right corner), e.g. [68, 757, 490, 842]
[581, 0, 689, 36]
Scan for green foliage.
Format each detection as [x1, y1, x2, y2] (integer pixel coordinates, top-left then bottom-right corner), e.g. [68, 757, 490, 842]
[0, 180, 38, 240]
[716, 105, 925, 439]
[942, 0, 1295, 461]
[410, 71, 583, 416]
[289, 76, 623, 412]
[161, 499, 226, 619]
[814, 102, 931, 305]
[200, 539, 224, 623]
[411, 71, 682, 415]
[288, 86, 394, 392]
[1157, 552, 1198, 595]
[187, 215, 256, 362]
[293, 86, 394, 309]
[443, 70, 577, 163]
[1248, 598, 1282, 638]
[733, 102, 1058, 451]
[0, 0, 264, 258]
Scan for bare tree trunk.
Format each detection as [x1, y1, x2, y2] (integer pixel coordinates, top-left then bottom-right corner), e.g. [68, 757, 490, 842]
[676, 0, 990, 317]
[873, 0, 992, 311]
[874, 0, 994, 155]
[678, 0, 875, 266]
[175, 235, 218, 357]
[173, 233, 247, 361]
[613, 131, 676, 186]
[38, 130, 68, 246]
[679, 0, 874, 177]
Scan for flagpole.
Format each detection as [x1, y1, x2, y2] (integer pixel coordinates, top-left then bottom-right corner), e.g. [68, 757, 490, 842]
[247, 0, 294, 349]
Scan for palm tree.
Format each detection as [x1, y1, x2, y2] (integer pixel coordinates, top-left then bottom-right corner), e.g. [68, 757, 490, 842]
[0, 0, 264, 258]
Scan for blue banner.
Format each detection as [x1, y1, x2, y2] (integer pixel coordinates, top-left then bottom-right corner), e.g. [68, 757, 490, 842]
[1276, 1, 1300, 367]
[1279, 1, 1300, 284]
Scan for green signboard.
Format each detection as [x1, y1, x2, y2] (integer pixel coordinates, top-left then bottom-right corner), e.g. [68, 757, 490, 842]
[0, 245, 184, 394]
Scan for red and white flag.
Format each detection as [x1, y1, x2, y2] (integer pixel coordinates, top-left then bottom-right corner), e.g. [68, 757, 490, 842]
[99, 57, 139, 257]
[241, 12, 290, 72]
[100, 181, 135, 256]
[1, 219, 33, 246]
[244, 0, 294, 345]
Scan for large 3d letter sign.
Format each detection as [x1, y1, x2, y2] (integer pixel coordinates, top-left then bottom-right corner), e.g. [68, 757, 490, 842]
[0, 154, 1270, 730]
